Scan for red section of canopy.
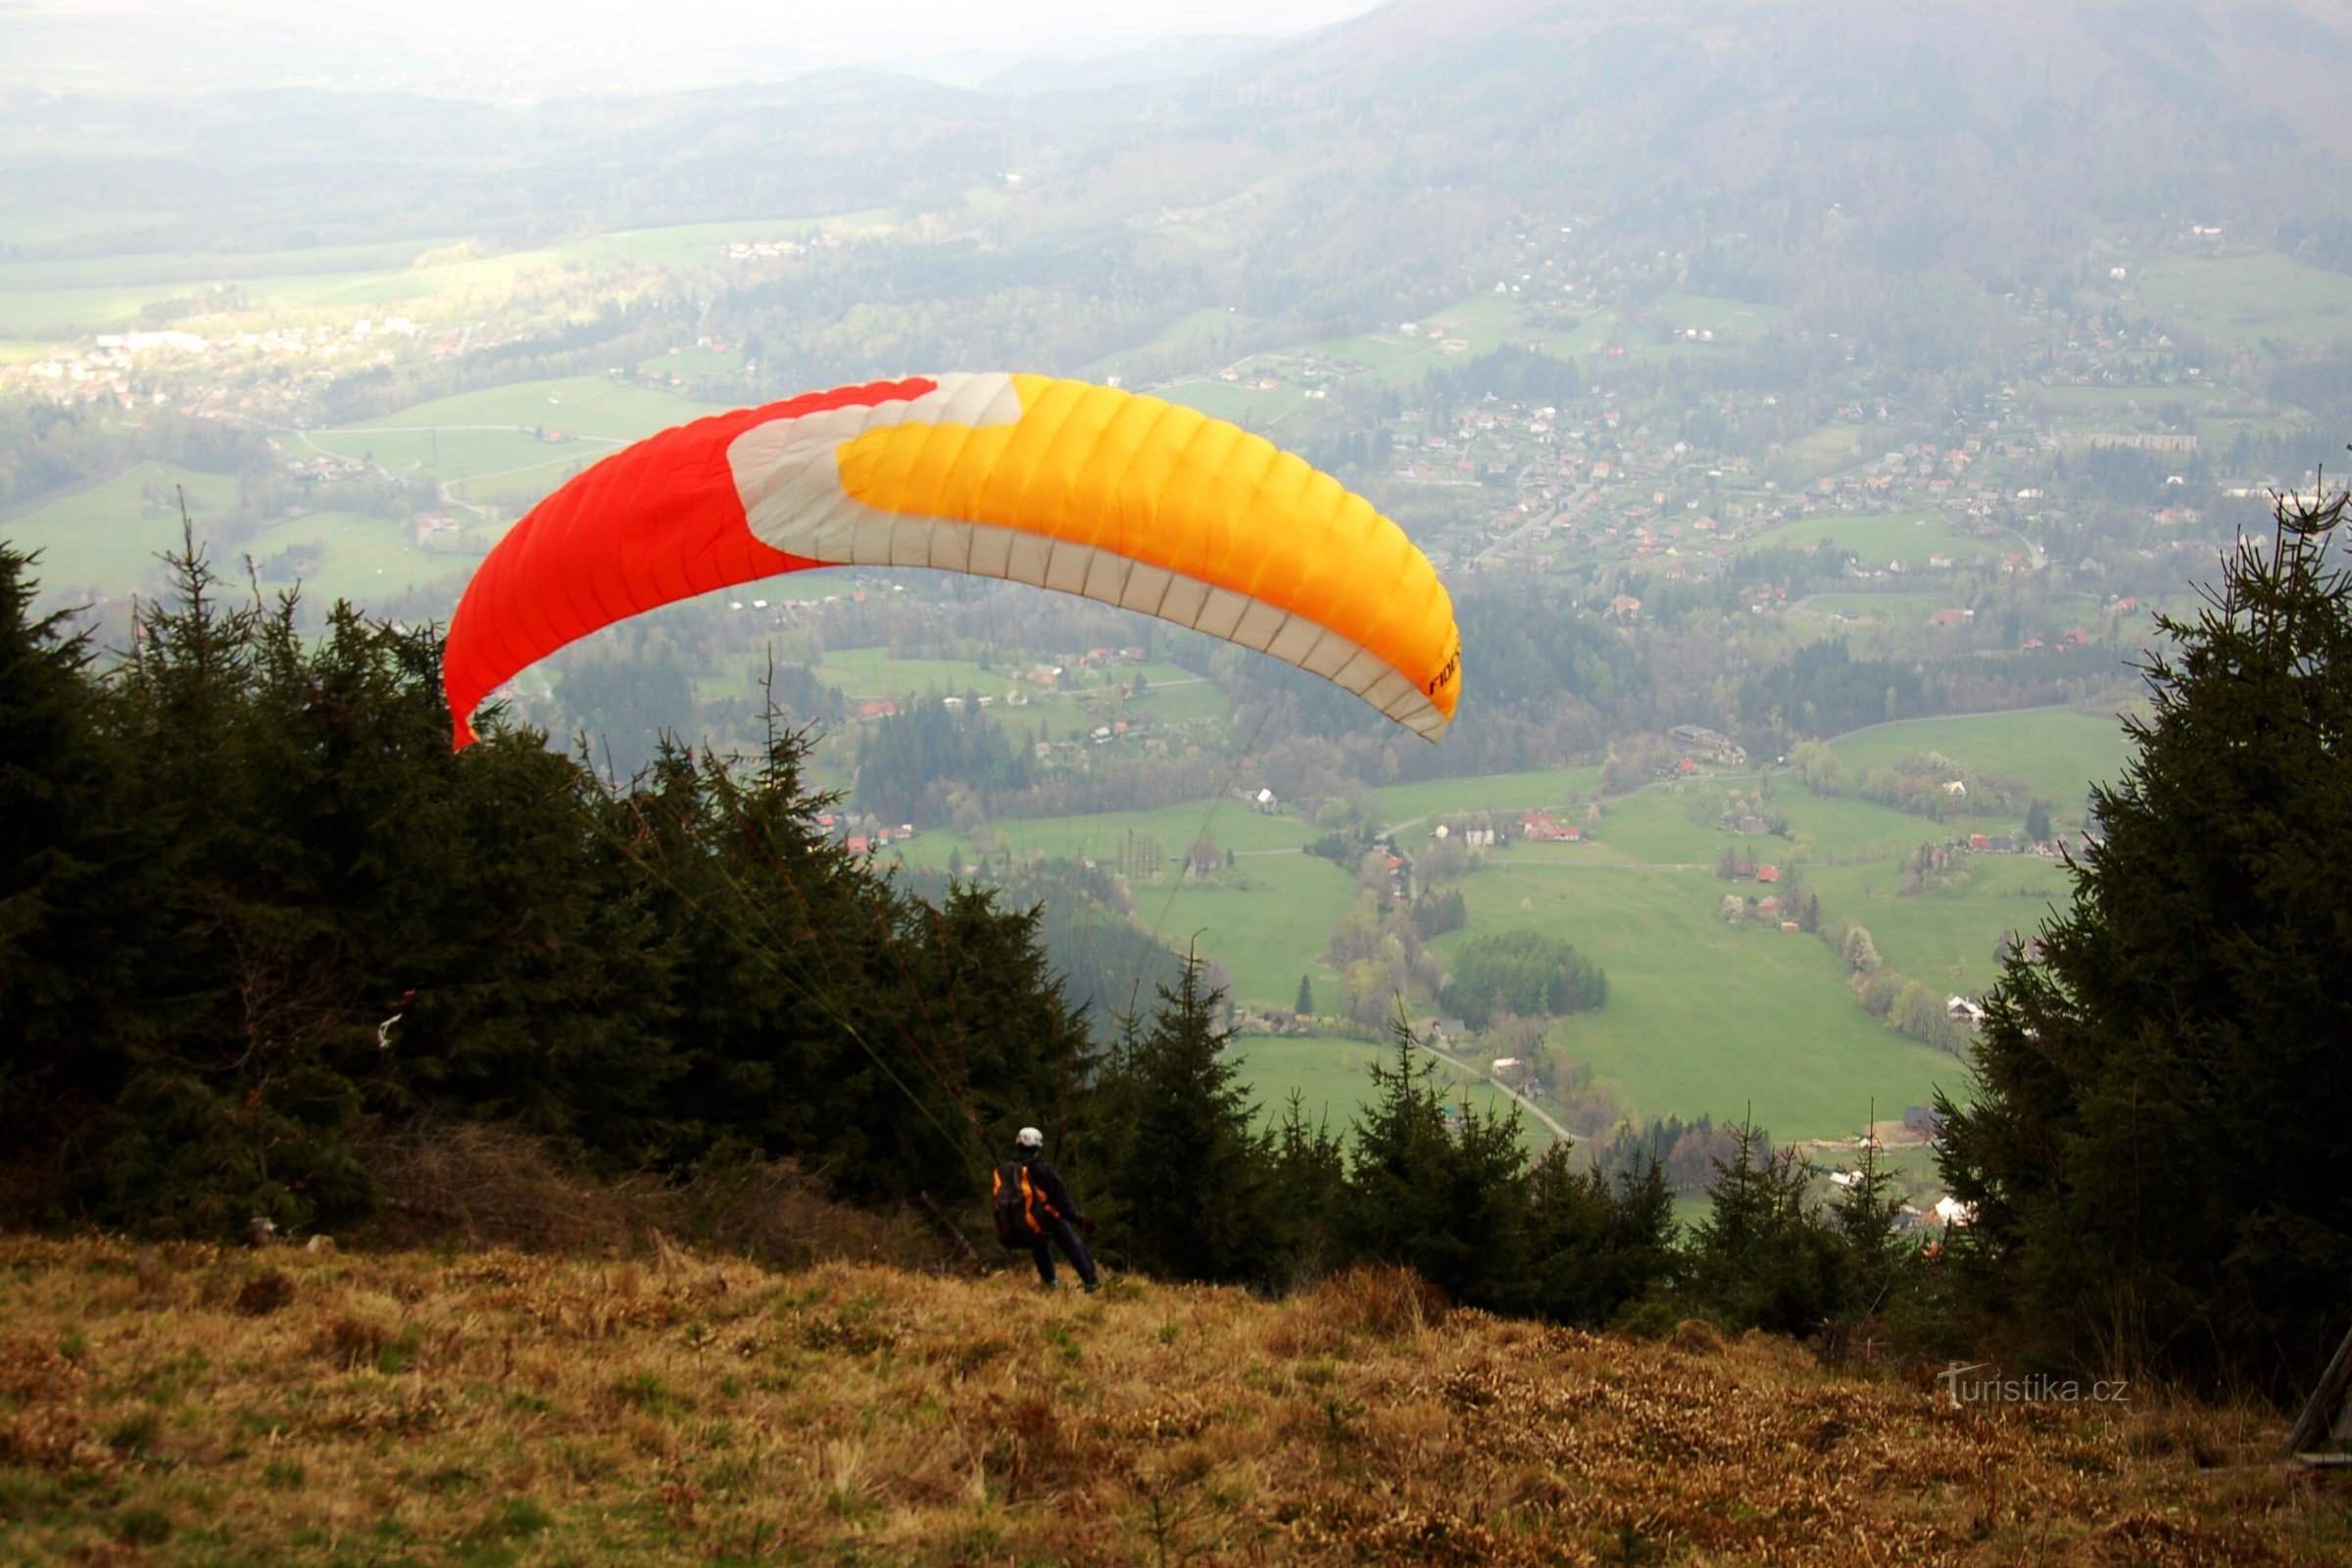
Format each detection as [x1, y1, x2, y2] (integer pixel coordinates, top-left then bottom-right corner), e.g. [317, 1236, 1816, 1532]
[442, 376, 938, 748]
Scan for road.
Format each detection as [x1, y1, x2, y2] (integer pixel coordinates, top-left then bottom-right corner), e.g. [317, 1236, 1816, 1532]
[1413, 1033, 1577, 1146]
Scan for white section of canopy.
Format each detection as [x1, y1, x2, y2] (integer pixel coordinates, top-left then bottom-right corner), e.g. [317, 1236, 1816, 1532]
[725, 375, 1449, 740]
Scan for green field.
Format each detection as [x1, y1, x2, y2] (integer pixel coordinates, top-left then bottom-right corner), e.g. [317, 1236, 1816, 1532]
[809, 651, 1227, 731]
[894, 800, 1353, 1011]
[1370, 766, 1604, 843]
[1740, 512, 2009, 568]
[1645, 291, 1785, 342]
[1157, 376, 1308, 424]
[893, 704, 2138, 1140]
[303, 426, 614, 496]
[1794, 592, 1949, 626]
[242, 510, 466, 606]
[1230, 1033, 1554, 1151]
[299, 376, 727, 511]
[346, 375, 722, 441]
[1, 461, 238, 593]
[1805, 857, 2075, 996]
[2134, 252, 2352, 358]
[1431, 854, 1959, 1140]
[1825, 705, 2135, 824]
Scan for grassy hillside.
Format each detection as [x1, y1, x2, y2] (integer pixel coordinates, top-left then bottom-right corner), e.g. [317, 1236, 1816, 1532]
[1430, 849, 1959, 1138]
[1, 1238, 2338, 1567]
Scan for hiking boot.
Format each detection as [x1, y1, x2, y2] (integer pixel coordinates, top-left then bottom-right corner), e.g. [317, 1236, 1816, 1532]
[1037, 1278, 1059, 1292]
[1082, 1278, 1101, 1295]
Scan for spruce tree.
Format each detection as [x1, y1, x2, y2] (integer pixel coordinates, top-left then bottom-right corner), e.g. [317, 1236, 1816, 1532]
[1938, 488, 2352, 1393]
[1688, 1118, 1845, 1334]
[1341, 1012, 1529, 1307]
[1092, 953, 1274, 1283]
[0, 547, 138, 1176]
[1511, 1148, 1678, 1326]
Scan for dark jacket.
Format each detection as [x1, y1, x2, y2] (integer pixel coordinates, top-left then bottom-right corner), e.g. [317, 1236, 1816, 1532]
[1017, 1152, 1083, 1228]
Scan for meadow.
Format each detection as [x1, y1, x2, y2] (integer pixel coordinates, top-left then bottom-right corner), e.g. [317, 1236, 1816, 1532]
[2, 1237, 2327, 1567]
[2132, 251, 2352, 358]
[1805, 857, 2077, 997]
[895, 703, 2134, 1142]
[1740, 512, 2013, 569]
[1429, 849, 1959, 1140]
[1824, 704, 2136, 825]
[1231, 1033, 1559, 1152]
[1, 462, 236, 594]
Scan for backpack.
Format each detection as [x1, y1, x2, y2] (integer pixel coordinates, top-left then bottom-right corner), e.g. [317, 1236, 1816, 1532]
[992, 1160, 1049, 1248]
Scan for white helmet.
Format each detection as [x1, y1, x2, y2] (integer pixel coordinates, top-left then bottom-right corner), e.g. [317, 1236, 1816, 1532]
[1015, 1126, 1044, 1150]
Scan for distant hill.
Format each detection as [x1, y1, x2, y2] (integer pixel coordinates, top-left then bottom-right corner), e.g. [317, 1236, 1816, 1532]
[1163, 0, 2352, 299]
[981, 33, 1276, 95]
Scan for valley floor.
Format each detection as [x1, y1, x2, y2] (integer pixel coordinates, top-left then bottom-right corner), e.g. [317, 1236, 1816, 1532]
[2, 1238, 2345, 1566]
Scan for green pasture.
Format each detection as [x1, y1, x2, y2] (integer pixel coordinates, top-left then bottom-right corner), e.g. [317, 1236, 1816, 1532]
[2134, 253, 2352, 358]
[0, 284, 178, 337]
[1804, 857, 2076, 997]
[892, 803, 1352, 1011]
[348, 376, 721, 442]
[1295, 330, 1427, 373]
[1740, 512, 2004, 568]
[1646, 291, 1784, 341]
[1776, 789, 1962, 863]
[1825, 706, 2134, 823]
[1157, 376, 1307, 423]
[1772, 423, 1873, 482]
[2034, 382, 2233, 417]
[1431, 858, 1961, 1141]
[593, 214, 884, 268]
[815, 650, 1024, 698]
[1796, 592, 1948, 623]
[304, 427, 614, 495]
[0, 235, 466, 294]
[1229, 1034, 1546, 1151]
[1566, 790, 1738, 865]
[1369, 766, 1604, 840]
[1130, 854, 1364, 1010]
[2199, 413, 2308, 448]
[1, 461, 237, 595]
[243, 511, 466, 608]
[899, 796, 1320, 871]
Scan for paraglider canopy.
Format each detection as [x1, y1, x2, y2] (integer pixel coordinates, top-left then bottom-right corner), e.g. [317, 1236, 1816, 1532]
[442, 372, 1461, 746]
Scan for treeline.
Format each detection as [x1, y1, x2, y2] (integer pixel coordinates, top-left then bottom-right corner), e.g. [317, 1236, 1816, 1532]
[855, 696, 1033, 825]
[1936, 496, 2352, 1398]
[890, 856, 1207, 1031]
[1089, 969, 1933, 1343]
[1421, 343, 1584, 420]
[1733, 638, 1945, 739]
[0, 540, 1087, 1234]
[1438, 930, 1607, 1028]
[0, 403, 267, 513]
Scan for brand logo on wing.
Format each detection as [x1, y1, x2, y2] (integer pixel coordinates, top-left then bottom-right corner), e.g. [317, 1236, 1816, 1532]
[1427, 644, 1461, 698]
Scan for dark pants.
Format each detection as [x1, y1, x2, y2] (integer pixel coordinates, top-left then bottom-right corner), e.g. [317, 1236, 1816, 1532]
[1029, 1214, 1097, 1287]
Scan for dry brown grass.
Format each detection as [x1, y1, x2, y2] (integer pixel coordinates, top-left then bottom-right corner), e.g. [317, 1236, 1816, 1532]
[1, 1236, 2346, 1566]
[349, 1121, 940, 1270]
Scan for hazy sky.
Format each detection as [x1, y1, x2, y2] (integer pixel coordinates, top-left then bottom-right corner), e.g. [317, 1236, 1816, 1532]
[10, 0, 1392, 85]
